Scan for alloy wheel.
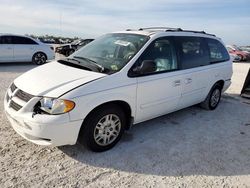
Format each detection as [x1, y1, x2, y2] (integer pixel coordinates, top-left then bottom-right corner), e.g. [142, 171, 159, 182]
[93, 114, 121, 146]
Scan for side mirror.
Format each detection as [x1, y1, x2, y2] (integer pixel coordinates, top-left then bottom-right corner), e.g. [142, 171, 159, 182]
[134, 60, 157, 75]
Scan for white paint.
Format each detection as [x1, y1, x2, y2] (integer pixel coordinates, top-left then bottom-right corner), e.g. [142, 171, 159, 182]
[4, 30, 233, 146]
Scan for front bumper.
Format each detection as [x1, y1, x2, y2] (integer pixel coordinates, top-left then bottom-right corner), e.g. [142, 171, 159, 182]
[4, 87, 82, 146]
[47, 52, 55, 61]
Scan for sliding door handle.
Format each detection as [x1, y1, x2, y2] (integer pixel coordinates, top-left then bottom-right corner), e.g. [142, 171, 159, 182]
[185, 78, 192, 84]
[173, 80, 181, 86]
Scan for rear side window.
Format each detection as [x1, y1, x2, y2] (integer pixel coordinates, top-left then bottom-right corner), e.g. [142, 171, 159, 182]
[176, 37, 210, 69]
[0, 36, 13, 44]
[206, 38, 230, 63]
[13, 36, 38, 45]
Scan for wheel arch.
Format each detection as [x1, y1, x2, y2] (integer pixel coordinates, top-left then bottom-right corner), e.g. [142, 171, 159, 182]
[204, 79, 224, 101]
[33, 51, 48, 59]
[201, 79, 224, 110]
[80, 100, 133, 132]
[215, 80, 224, 90]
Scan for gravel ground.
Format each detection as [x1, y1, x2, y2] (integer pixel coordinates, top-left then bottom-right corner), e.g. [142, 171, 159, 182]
[0, 61, 250, 188]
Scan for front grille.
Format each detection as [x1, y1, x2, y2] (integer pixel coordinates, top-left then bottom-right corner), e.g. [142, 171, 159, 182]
[15, 89, 34, 102]
[8, 82, 34, 111]
[9, 100, 22, 111]
[10, 83, 17, 92]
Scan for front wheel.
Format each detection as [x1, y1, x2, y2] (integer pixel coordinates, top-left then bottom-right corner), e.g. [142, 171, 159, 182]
[32, 52, 47, 65]
[79, 104, 126, 152]
[200, 84, 222, 110]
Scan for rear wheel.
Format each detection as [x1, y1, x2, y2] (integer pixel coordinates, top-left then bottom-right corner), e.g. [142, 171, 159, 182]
[79, 104, 126, 152]
[200, 84, 222, 110]
[32, 52, 47, 65]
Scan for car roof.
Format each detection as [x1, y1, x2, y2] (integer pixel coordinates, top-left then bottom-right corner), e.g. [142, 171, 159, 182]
[0, 33, 42, 43]
[0, 33, 35, 39]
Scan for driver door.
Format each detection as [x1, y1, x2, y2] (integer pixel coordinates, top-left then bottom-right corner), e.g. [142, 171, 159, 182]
[132, 37, 182, 123]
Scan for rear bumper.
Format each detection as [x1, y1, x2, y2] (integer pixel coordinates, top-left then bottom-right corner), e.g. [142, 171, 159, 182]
[222, 79, 231, 92]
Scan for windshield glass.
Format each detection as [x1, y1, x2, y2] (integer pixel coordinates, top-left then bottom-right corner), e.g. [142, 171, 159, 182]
[71, 33, 149, 72]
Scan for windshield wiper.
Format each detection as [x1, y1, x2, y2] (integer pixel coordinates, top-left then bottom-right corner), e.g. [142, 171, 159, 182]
[65, 57, 81, 64]
[58, 58, 92, 71]
[73, 56, 105, 73]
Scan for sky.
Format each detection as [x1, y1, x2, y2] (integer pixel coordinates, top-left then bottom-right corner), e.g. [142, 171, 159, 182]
[0, 0, 249, 45]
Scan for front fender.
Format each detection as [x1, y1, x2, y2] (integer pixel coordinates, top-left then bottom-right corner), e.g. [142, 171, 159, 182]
[68, 85, 136, 122]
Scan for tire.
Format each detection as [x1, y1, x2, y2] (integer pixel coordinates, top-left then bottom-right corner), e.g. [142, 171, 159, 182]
[32, 52, 47, 65]
[200, 84, 222, 110]
[79, 104, 126, 152]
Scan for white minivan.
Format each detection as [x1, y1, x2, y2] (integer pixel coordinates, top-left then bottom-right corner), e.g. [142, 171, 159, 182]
[0, 34, 55, 64]
[4, 28, 232, 151]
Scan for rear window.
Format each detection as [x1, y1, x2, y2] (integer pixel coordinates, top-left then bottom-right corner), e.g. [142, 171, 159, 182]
[206, 38, 230, 63]
[176, 37, 210, 69]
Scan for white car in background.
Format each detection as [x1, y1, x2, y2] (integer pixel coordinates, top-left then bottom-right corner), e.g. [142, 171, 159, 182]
[0, 34, 55, 65]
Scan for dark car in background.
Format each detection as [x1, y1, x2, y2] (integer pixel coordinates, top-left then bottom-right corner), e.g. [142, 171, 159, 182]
[55, 39, 94, 56]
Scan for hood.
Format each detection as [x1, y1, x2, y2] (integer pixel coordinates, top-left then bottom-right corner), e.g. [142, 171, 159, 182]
[14, 61, 106, 98]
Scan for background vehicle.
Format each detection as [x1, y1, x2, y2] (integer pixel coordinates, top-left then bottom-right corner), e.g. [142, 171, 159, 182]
[55, 39, 94, 56]
[239, 46, 250, 53]
[4, 28, 232, 152]
[230, 54, 241, 62]
[0, 34, 55, 65]
[226, 45, 250, 61]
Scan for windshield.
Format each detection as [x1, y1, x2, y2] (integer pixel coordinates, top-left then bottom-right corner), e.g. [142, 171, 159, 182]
[71, 33, 149, 72]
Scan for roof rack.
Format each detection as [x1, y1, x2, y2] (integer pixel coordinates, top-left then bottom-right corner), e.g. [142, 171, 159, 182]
[166, 29, 216, 37]
[138, 27, 182, 31]
[126, 27, 182, 32]
[126, 27, 216, 37]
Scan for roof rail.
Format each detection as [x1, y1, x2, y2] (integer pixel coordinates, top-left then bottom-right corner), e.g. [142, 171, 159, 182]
[126, 29, 138, 31]
[126, 27, 216, 37]
[138, 27, 182, 31]
[167, 29, 216, 37]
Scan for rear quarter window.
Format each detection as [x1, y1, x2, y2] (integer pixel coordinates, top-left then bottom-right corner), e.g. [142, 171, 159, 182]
[206, 38, 230, 63]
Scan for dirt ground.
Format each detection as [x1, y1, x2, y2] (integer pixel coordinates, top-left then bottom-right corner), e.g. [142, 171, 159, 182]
[0, 61, 250, 188]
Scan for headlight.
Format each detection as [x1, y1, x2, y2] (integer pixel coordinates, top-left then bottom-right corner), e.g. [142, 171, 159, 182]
[38, 97, 75, 115]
